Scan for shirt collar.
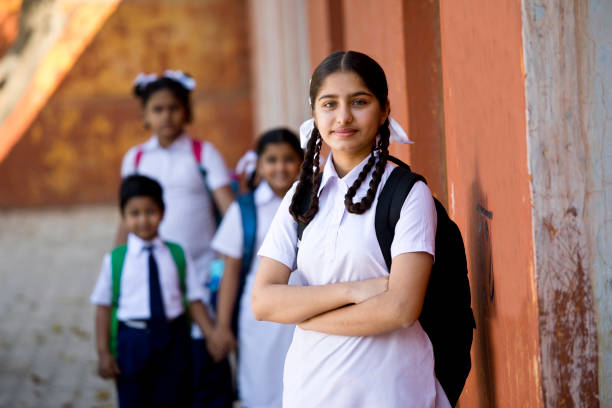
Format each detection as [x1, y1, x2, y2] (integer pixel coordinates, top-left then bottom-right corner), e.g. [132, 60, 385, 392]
[127, 233, 164, 254]
[318, 152, 374, 196]
[143, 132, 190, 151]
[254, 180, 277, 205]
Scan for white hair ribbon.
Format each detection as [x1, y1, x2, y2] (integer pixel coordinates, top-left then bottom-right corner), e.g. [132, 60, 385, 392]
[133, 72, 159, 89]
[235, 150, 258, 177]
[298, 116, 414, 149]
[163, 70, 196, 91]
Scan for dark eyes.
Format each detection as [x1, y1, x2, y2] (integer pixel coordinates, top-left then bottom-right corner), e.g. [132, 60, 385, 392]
[321, 99, 368, 109]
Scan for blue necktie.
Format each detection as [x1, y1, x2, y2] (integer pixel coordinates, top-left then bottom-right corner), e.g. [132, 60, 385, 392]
[146, 245, 170, 350]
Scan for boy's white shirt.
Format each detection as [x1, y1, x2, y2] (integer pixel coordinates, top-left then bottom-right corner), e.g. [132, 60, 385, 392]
[211, 181, 296, 408]
[90, 233, 204, 321]
[120, 133, 231, 337]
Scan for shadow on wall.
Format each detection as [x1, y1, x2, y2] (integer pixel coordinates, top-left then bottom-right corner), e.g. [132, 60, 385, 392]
[468, 172, 496, 407]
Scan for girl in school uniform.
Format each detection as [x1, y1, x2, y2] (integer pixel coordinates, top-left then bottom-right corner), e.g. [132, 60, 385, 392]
[117, 70, 235, 407]
[252, 51, 451, 407]
[209, 129, 304, 408]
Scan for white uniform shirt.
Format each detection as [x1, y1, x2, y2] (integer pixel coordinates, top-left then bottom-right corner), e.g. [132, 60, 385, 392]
[212, 181, 295, 408]
[121, 134, 231, 337]
[90, 234, 204, 321]
[258, 154, 451, 408]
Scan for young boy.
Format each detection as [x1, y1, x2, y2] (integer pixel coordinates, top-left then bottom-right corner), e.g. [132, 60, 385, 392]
[91, 175, 218, 407]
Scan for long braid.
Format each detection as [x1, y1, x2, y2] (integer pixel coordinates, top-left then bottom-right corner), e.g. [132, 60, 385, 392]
[290, 127, 323, 224]
[344, 119, 390, 214]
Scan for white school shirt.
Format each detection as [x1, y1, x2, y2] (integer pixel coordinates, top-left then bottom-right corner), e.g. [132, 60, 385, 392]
[90, 234, 204, 321]
[121, 134, 231, 336]
[211, 181, 295, 408]
[258, 153, 451, 408]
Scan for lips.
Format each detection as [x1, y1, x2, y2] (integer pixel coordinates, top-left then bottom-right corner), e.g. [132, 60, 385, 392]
[333, 128, 357, 137]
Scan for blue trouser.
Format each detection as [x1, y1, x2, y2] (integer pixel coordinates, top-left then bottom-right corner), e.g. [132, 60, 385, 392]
[191, 338, 234, 408]
[116, 315, 192, 408]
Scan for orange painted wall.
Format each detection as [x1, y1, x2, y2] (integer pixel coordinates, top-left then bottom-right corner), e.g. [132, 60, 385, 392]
[438, 1, 541, 406]
[0, 0, 252, 208]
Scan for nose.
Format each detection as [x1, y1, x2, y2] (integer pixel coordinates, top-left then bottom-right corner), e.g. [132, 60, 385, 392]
[336, 102, 353, 125]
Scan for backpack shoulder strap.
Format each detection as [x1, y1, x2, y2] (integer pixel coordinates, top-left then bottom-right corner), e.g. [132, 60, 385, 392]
[164, 241, 188, 310]
[375, 157, 426, 270]
[191, 138, 204, 165]
[134, 146, 144, 171]
[232, 192, 257, 333]
[109, 245, 128, 359]
[237, 192, 257, 273]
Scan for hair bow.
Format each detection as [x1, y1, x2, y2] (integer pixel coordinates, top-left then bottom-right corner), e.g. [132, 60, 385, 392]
[133, 72, 159, 89]
[235, 150, 258, 177]
[163, 70, 196, 91]
[299, 117, 414, 149]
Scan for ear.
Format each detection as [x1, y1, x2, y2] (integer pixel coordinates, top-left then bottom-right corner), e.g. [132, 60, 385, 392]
[379, 99, 390, 126]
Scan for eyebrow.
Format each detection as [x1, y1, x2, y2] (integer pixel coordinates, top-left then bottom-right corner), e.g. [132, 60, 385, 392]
[317, 91, 373, 101]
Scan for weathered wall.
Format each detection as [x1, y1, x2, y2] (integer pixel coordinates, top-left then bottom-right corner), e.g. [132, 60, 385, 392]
[522, 0, 610, 406]
[438, 1, 541, 406]
[0, 0, 252, 208]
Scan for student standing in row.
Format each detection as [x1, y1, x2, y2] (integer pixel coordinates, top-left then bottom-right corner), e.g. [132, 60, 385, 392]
[117, 71, 234, 407]
[209, 129, 304, 408]
[92, 175, 214, 407]
[252, 51, 451, 407]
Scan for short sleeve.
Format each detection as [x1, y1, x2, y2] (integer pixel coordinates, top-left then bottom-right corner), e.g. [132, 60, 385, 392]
[390, 181, 437, 259]
[211, 202, 243, 259]
[257, 182, 298, 270]
[185, 250, 206, 302]
[202, 142, 231, 191]
[120, 146, 139, 177]
[90, 254, 112, 306]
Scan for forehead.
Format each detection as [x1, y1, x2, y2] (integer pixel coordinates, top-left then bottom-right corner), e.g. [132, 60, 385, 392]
[145, 88, 180, 105]
[124, 196, 160, 209]
[260, 142, 298, 156]
[316, 71, 370, 98]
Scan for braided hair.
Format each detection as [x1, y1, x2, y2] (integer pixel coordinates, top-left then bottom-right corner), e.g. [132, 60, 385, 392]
[133, 74, 194, 123]
[289, 51, 391, 224]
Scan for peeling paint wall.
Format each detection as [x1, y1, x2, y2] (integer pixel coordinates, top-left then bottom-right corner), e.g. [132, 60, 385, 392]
[0, 0, 252, 208]
[522, 0, 610, 406]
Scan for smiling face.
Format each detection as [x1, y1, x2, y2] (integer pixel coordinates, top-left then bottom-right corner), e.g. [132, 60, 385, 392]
[143, 88, 187, 146]
[312, 71, 389, 162]
[122, 196, 163, 242]
[257, 142, 302, 196]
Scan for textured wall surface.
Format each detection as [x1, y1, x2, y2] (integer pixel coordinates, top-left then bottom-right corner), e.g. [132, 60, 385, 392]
[523, 0, 610, 406]
[0, 0, 252, 208]
[438, 1, 541, 406]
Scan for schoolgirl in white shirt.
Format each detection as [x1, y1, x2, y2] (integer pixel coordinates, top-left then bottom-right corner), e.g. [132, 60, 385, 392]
[252, 51, 451, 407]
[210, 129, 304, 408]
[117, 71, 235, 407]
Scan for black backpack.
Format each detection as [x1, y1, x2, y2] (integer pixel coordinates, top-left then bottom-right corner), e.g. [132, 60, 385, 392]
[376, 156, 475, 406]
[297, 156, 475, 406]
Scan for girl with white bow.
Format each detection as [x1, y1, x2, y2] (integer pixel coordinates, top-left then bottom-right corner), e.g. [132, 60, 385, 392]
[118, 70, 235, 407]
[252, 51, 451, 407]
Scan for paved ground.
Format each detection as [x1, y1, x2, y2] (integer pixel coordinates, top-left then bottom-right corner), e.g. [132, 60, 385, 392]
[0, 205, 119, 408]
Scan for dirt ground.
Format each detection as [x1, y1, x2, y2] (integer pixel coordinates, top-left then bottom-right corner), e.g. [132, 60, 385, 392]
[0, 205, 119, 407]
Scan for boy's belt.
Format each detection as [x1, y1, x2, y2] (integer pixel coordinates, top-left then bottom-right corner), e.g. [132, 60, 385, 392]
[119, 314, 186, 330]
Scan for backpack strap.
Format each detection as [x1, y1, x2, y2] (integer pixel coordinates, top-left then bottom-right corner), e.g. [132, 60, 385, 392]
[164, 241, 189, 311]
[232, 192, 257, 334]
[374, 156, 426, 270]
[134, 147, 144, 171]
[109, 245, 128, 359]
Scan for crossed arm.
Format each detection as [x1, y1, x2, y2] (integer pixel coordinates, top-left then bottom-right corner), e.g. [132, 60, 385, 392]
[251, 251, 432, 337]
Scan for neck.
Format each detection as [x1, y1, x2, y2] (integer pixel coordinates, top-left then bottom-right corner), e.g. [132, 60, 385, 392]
[271, 185, 291, 198]
[331, 149, 371, 178]
[157, 132, 182, 148]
